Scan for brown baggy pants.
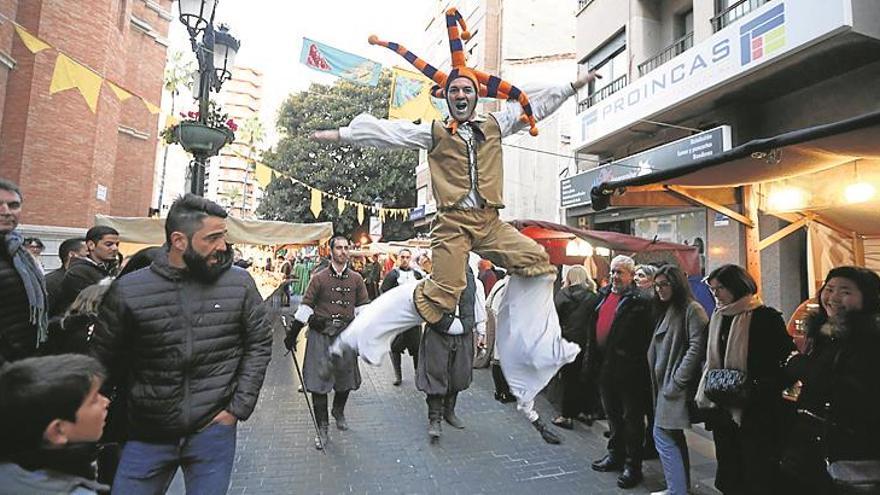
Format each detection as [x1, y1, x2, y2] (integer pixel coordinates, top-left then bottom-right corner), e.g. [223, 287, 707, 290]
[413, 208, 555, 324]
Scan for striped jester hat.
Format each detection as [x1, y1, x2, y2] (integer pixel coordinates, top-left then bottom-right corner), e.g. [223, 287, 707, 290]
[368, 7, 539, 136]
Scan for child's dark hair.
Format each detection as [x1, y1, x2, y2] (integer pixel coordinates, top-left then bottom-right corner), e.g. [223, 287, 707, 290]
[0, 354, 105, 456]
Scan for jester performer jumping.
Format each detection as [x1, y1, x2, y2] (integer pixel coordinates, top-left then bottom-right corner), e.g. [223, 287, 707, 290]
[310, 8, 598, 443]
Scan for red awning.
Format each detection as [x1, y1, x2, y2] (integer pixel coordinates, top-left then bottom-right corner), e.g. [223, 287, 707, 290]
[510, 219, 701, 275]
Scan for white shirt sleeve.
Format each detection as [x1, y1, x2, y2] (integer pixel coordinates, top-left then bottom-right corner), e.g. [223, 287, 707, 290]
[473, 279, 488, 336]
[293, 304, 313, 324]
[338, 113, 433, 150]
[491, 83, 576, 137]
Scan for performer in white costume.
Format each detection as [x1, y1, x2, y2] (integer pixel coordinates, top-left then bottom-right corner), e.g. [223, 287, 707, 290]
[310, 7, 596, 442]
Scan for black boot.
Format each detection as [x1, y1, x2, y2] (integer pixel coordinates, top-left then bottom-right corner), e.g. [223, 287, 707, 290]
[331, 408, 348, 431]
[314, 424, 329, 450]
[617, 464, 643, 489]
[531, 417, 562, 444]
[312, 393, 330, 450]
[331, 391, 350, 431]
[491, 364, 515, 403]
[427, 395, 443, 440]
[444, 392, 465, 429]
[390, 352, 403, 386]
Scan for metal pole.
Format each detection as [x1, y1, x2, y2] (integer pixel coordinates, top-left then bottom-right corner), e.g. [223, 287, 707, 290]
[281, 316, 326, 454]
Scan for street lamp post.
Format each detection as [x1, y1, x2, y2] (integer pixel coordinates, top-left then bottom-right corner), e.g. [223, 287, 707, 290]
[177, 0, 240, 196]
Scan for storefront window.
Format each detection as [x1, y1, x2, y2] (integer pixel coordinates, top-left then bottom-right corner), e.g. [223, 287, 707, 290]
[633, 210, 706, 247]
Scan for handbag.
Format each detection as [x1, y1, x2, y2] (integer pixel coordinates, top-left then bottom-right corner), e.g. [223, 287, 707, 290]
[703, 368, 750, 407]
[827, 460, 880, 494]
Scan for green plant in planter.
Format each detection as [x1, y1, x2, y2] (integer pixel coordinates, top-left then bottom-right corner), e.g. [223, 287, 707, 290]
[162, 100, 237, 156]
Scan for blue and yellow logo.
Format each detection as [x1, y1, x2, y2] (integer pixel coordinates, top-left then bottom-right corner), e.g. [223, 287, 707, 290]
[740, 3, 786, 65]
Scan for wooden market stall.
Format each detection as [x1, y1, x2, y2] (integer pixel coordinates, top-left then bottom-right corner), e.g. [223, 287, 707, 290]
[589, 110, 880, 292]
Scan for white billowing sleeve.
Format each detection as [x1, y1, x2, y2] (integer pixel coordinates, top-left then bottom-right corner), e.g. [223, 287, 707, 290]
[473, 278, 488, 336]
[491, 83, 576, 137]
[338, 113, 433, 150]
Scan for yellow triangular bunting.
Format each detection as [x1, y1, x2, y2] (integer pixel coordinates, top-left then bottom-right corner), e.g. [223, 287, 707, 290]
[142, 98, 160, 114]
[337, 197, 346, 214]
[357, 204, 365, 225]
[49, 54, 102, 113]
[310, 189, 323, 218]
[14, 25, 50, 53]
[254, 163, 273, 188]
[107, 81, 133, 102]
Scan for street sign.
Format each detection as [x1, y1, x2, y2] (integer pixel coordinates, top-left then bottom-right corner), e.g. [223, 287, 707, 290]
[560, 125, 731, 208]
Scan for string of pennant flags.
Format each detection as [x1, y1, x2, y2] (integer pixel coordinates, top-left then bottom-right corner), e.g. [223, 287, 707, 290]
[241, 151, 414, 224]
[7, 20, 160, 115]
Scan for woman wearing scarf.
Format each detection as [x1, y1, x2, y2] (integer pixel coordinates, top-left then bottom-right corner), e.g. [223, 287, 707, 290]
[695, 264, 795, 494]
[780, 266, 880, 494]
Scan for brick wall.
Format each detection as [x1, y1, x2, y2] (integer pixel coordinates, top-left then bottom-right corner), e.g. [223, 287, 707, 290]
[0, 0, 171, 229]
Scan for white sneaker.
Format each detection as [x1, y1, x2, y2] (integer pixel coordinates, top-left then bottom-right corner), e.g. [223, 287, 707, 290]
[650, 491, 668, 495]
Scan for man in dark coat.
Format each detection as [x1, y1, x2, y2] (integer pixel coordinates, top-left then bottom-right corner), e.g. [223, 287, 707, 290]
[45, 237, 87, 317]
[590, 255, 654, 489]
[382, 248, 424, 386]
[0, 179, 47, 365]
[91, 194, 272, 493]
[58, 226, 119, 315]
[418, 260, 486, 441]
[283, 235, 370, 450]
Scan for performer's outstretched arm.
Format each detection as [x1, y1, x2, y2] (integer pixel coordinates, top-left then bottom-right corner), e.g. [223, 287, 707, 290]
[493, 70, 600, 137]
[312, 114, 432, 150]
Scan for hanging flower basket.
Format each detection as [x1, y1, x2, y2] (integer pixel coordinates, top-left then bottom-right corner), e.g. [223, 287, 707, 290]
[176, 121, 233, 157]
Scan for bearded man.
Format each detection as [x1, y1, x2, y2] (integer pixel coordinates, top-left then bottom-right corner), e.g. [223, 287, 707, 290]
[311, 8, 596, 441]
[91, 194, 272, 493]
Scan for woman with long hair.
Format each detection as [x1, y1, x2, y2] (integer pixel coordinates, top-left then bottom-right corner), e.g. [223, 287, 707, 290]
[781, 266, 880, 493]
[552, 266, 598, 429]
[647, 265, 708, 494]
[695, 264, 795, 494]
[43, 280, 112, 355]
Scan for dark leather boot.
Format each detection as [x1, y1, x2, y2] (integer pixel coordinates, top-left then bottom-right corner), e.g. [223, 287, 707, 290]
[617, 465, 643, 489]
[331, 408, 348, 431]
[591, 454, 624, 472]
[390, 352, 403, 386]
[531, 417, 562, 444]
[314, 424, 329, 450]
[427, 395, 443, 440]
[444, 393, 465, 429]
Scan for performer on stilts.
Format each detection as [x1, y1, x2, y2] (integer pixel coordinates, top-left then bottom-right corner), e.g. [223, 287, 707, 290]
[311, 7, 596, 442]
[283, 235, 369, 450]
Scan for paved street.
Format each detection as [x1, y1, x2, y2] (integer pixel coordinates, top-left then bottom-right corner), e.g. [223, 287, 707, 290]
[171, 308, 721, 494]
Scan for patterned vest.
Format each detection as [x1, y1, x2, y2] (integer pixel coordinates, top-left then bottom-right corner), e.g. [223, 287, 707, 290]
[428, 116, 504, 209]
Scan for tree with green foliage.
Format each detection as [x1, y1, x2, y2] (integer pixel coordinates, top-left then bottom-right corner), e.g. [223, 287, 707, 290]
[257, 71, 417, 241]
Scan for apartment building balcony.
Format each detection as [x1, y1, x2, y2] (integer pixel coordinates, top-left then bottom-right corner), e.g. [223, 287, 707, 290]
[572, 0, 880, 155]
[638, 32, 694, 78]
[711, 0, 770, 32]
[576, 75, 627, 114]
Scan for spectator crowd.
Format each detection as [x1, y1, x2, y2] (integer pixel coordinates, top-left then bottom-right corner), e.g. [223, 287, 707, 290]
[1, 174, 878, 494]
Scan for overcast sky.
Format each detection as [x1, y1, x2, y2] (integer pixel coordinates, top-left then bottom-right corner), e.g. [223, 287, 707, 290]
[168, 1, 432, 145]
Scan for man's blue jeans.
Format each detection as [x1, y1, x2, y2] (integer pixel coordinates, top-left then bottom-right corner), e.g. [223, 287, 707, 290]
[112, 422, 237, 495]
[653, 425, 690, 495]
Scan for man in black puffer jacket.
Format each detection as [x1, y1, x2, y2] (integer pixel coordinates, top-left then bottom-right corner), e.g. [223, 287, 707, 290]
[91, 194, 272, 493]
[0, 179, 46, 366]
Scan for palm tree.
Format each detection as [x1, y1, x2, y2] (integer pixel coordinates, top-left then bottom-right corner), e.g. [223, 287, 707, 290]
[157, 51, 196, 210]
[237, 116, 266, 215]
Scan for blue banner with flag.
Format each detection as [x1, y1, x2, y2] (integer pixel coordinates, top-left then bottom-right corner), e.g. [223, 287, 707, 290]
[300, 37, 382, 86]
